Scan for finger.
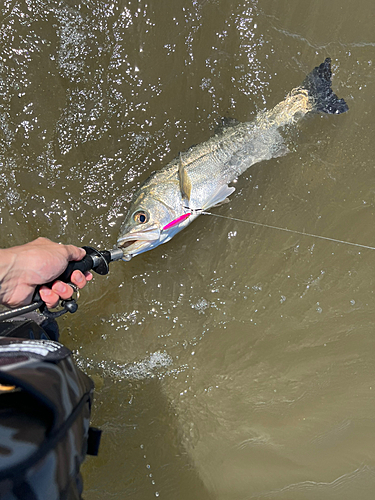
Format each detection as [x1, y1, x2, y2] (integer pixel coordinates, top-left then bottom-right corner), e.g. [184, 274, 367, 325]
[70, 270, 93, 289]
[64, 244, 86, 262]
[51, 280, 74, 300]
[39, 286, 60, 309]
[71, 270, 87, 289]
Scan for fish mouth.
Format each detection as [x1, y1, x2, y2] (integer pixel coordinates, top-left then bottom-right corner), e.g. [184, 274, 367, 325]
[117, 226, 161, 259]
[118, 239, 137, 250]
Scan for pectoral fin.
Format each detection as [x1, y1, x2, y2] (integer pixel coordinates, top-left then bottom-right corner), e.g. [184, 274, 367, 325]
[202, 184, 236, 210]
[178, 155, 192, 201]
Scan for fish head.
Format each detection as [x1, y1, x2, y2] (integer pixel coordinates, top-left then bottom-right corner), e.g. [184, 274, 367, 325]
[117, 188, 184, 260]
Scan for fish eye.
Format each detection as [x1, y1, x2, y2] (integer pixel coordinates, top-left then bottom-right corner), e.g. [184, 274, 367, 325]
[133, 210, 148, 224]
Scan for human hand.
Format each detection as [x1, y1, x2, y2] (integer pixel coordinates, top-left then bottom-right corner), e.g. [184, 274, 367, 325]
[0, 237, 93, 309]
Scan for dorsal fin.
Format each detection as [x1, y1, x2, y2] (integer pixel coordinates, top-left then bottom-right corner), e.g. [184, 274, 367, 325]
[178, 154, 192, 201]
[215, 116, 240, 135]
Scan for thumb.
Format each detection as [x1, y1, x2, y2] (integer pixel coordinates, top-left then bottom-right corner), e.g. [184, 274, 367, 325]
[63, 245, 86, 262]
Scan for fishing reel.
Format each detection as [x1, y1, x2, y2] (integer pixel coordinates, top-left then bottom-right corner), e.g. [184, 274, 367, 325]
[0, 246, 124, 321]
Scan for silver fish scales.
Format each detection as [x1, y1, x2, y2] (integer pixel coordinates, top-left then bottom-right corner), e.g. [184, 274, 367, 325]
[117, 58, 348, 261]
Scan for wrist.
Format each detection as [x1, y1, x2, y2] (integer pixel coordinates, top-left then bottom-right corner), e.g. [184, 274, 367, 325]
[0, 247, 19, 305]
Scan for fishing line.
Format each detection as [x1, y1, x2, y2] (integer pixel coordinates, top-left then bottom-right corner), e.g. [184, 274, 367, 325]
[202, 212, 375, 252]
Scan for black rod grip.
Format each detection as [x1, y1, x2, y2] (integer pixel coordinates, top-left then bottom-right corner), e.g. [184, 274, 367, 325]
[57, 255, 94, 283]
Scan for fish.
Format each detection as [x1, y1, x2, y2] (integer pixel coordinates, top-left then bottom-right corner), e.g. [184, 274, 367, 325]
[117, 58, 348, 261]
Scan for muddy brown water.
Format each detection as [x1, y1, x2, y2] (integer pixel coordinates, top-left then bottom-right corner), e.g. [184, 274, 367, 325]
[1, 0, 375, 498]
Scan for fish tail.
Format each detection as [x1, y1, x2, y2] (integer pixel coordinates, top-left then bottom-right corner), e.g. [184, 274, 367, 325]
[302, 58, 349, 114]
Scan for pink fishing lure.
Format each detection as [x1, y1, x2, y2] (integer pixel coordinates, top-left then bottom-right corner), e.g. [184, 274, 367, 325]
[162, 213, 191, 231]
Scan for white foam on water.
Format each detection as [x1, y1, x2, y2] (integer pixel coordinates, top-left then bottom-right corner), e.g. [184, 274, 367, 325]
[78, 350, 173, 381]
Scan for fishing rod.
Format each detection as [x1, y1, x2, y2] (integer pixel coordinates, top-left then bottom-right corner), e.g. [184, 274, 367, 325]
[2, 211, 373, 323]
[0, 246, 124, 321]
